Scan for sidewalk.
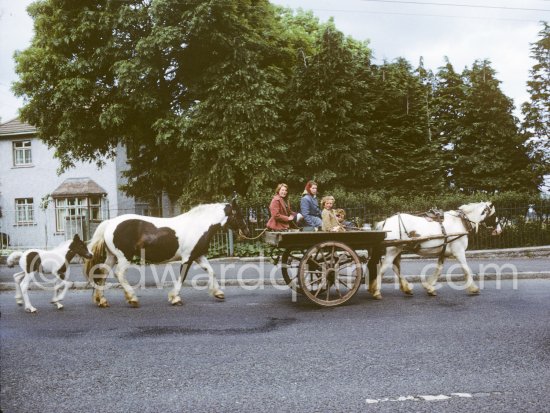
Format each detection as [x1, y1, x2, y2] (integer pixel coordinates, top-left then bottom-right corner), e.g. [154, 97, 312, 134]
[1, 246, 548, 292]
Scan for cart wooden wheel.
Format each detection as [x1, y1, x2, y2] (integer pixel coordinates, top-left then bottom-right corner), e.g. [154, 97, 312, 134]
[298, 241, 363, 307]
[281, 249, 305, 294]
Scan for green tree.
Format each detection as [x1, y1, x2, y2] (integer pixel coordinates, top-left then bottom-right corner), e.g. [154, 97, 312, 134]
[431, 57, 467, 188]
[13, 0, 293, 203]
[284, 22, 374, 191]
[521, 21, 550, 177]
[366, 58, 444, 193]
[13, 0, 193, 204]
[455, 60, 540, 193]
[175, 1, 292, 201]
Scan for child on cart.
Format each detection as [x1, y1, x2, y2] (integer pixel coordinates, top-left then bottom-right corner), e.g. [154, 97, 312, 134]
[321, 196, 346, 232]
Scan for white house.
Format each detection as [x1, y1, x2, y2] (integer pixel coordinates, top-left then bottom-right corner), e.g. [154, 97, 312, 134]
[0, 117, 149, 249]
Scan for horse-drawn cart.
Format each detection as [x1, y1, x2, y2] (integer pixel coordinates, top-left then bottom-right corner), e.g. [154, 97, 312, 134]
[264, 229, 471, 307]
[265, 230, 387, 307]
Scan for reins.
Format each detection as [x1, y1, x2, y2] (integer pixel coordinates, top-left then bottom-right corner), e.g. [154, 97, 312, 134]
[238, 228, 268, 241]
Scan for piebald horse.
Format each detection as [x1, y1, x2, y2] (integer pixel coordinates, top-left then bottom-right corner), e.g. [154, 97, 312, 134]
[7, 234, 92, 313]
[370, 201, 501, 299]
[84, 200, 249, 307]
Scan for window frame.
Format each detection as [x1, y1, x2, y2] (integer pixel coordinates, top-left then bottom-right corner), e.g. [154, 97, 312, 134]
[54, 196, 106, 233]
[12, 140, 33, 167]
[15, 198, 35, 225]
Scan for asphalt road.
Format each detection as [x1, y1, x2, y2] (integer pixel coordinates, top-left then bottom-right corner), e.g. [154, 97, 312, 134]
[1, 279, 549, 413]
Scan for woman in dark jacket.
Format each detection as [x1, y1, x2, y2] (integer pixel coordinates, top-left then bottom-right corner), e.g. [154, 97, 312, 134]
[300, 180, 322, 229]
[267, 183, 301, 231]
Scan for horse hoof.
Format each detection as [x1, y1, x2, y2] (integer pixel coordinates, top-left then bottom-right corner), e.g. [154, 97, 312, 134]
[427, 290, 437, 296]
[469, 289, 480, 295]
[16, 299, 23, 306]
[25, 308, 37, 314]
[98, 298, 110, 308]
[214, 291, 225, 300]
[171, 296, 183, 306]
[129, 299, 140, 308]
[372, 293, 382, 300]
[404, 290, 414, 296]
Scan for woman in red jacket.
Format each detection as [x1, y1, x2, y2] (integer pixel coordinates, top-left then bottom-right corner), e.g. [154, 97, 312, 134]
[267, 183, 302, 231]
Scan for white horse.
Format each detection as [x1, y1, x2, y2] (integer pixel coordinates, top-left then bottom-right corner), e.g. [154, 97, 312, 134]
[7, 234, 92, 313]
[84, 200, 249, 308]
[370, 201, 501, 299]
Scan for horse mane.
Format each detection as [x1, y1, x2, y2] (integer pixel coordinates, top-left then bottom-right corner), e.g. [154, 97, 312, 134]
[185, 203, 226, 215]
[458, 202, 484, 214]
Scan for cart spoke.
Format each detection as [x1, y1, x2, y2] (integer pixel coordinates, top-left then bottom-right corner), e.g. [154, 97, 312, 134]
[304, 270, 323, 276]
[336, 261, 356, 271]
[314, 286, 325, 298]
[304, 274, 322, 287]
[336, 278, 352, 289]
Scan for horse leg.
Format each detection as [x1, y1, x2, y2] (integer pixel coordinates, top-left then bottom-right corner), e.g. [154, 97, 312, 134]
[367, 248, 382, 294]
[370, 247, 399, 299]
[394, 253, 413, 295]
[19, 272, 37, 313]
[423, 255, 444, 296]
[92, 253, 115, 308]
[168, 261, 190, 305]
[455, 251, 479, 294]
[51, 275, 72, 310]
[13, 271, 25, 305]
[113, 259, 139, 307]
[195, 256, 224, 299]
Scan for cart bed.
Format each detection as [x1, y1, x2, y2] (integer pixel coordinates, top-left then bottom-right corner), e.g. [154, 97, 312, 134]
[264, 230, 387, 250]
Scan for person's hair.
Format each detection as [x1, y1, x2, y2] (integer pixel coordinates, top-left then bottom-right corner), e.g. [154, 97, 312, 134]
[304, 180, 318, 195]
[321, 195, 335, 209]
[335, 208, 346, 219]
[275, 183, 288, 197]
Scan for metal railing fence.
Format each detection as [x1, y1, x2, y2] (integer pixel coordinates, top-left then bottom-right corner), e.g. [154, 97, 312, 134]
[240, 201, 550, 252]
[1, 202, 549, 256]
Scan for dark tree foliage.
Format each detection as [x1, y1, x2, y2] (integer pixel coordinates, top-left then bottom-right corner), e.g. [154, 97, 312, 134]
[12, 2, 546, 203]
[455, 60, 541, 193]
[365, 58, 445, 193]
[521, 22, 550, 177]
[284, 22, 375, 191]
[431, 58, 467, 188]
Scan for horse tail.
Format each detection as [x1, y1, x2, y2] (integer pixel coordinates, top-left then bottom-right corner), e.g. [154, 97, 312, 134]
[7, 251, 23, 268]
[84, 220, 110, 281]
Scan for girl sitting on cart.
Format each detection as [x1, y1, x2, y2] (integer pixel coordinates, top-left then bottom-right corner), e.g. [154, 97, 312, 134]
[321, 196, 346, 232]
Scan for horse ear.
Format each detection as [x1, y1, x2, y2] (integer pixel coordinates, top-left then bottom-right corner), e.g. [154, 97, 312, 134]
[73, 234, 80, 241]
[224, 204, 232, 216]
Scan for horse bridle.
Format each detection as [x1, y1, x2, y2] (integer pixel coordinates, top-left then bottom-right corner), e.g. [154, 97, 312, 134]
[455, 204, 495, 233]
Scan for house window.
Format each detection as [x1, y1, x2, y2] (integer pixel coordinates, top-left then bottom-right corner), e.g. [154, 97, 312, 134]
[13, 140, 32, 166]
[55, 196, 105, 232]
[15, 198, 34, 225]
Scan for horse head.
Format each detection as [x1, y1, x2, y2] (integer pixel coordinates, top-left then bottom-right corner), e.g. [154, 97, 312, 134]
[479, 202, 503, 235]
[69, 234, 93, 259]
[224, 195, 250, 237]
[460, 201, 502, 235]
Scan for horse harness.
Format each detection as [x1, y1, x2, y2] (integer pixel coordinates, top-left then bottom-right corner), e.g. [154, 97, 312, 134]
[396, 209, 472, 258]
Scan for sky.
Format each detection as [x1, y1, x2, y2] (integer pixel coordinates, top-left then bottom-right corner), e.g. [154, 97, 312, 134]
[0, 0, 549, 123]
